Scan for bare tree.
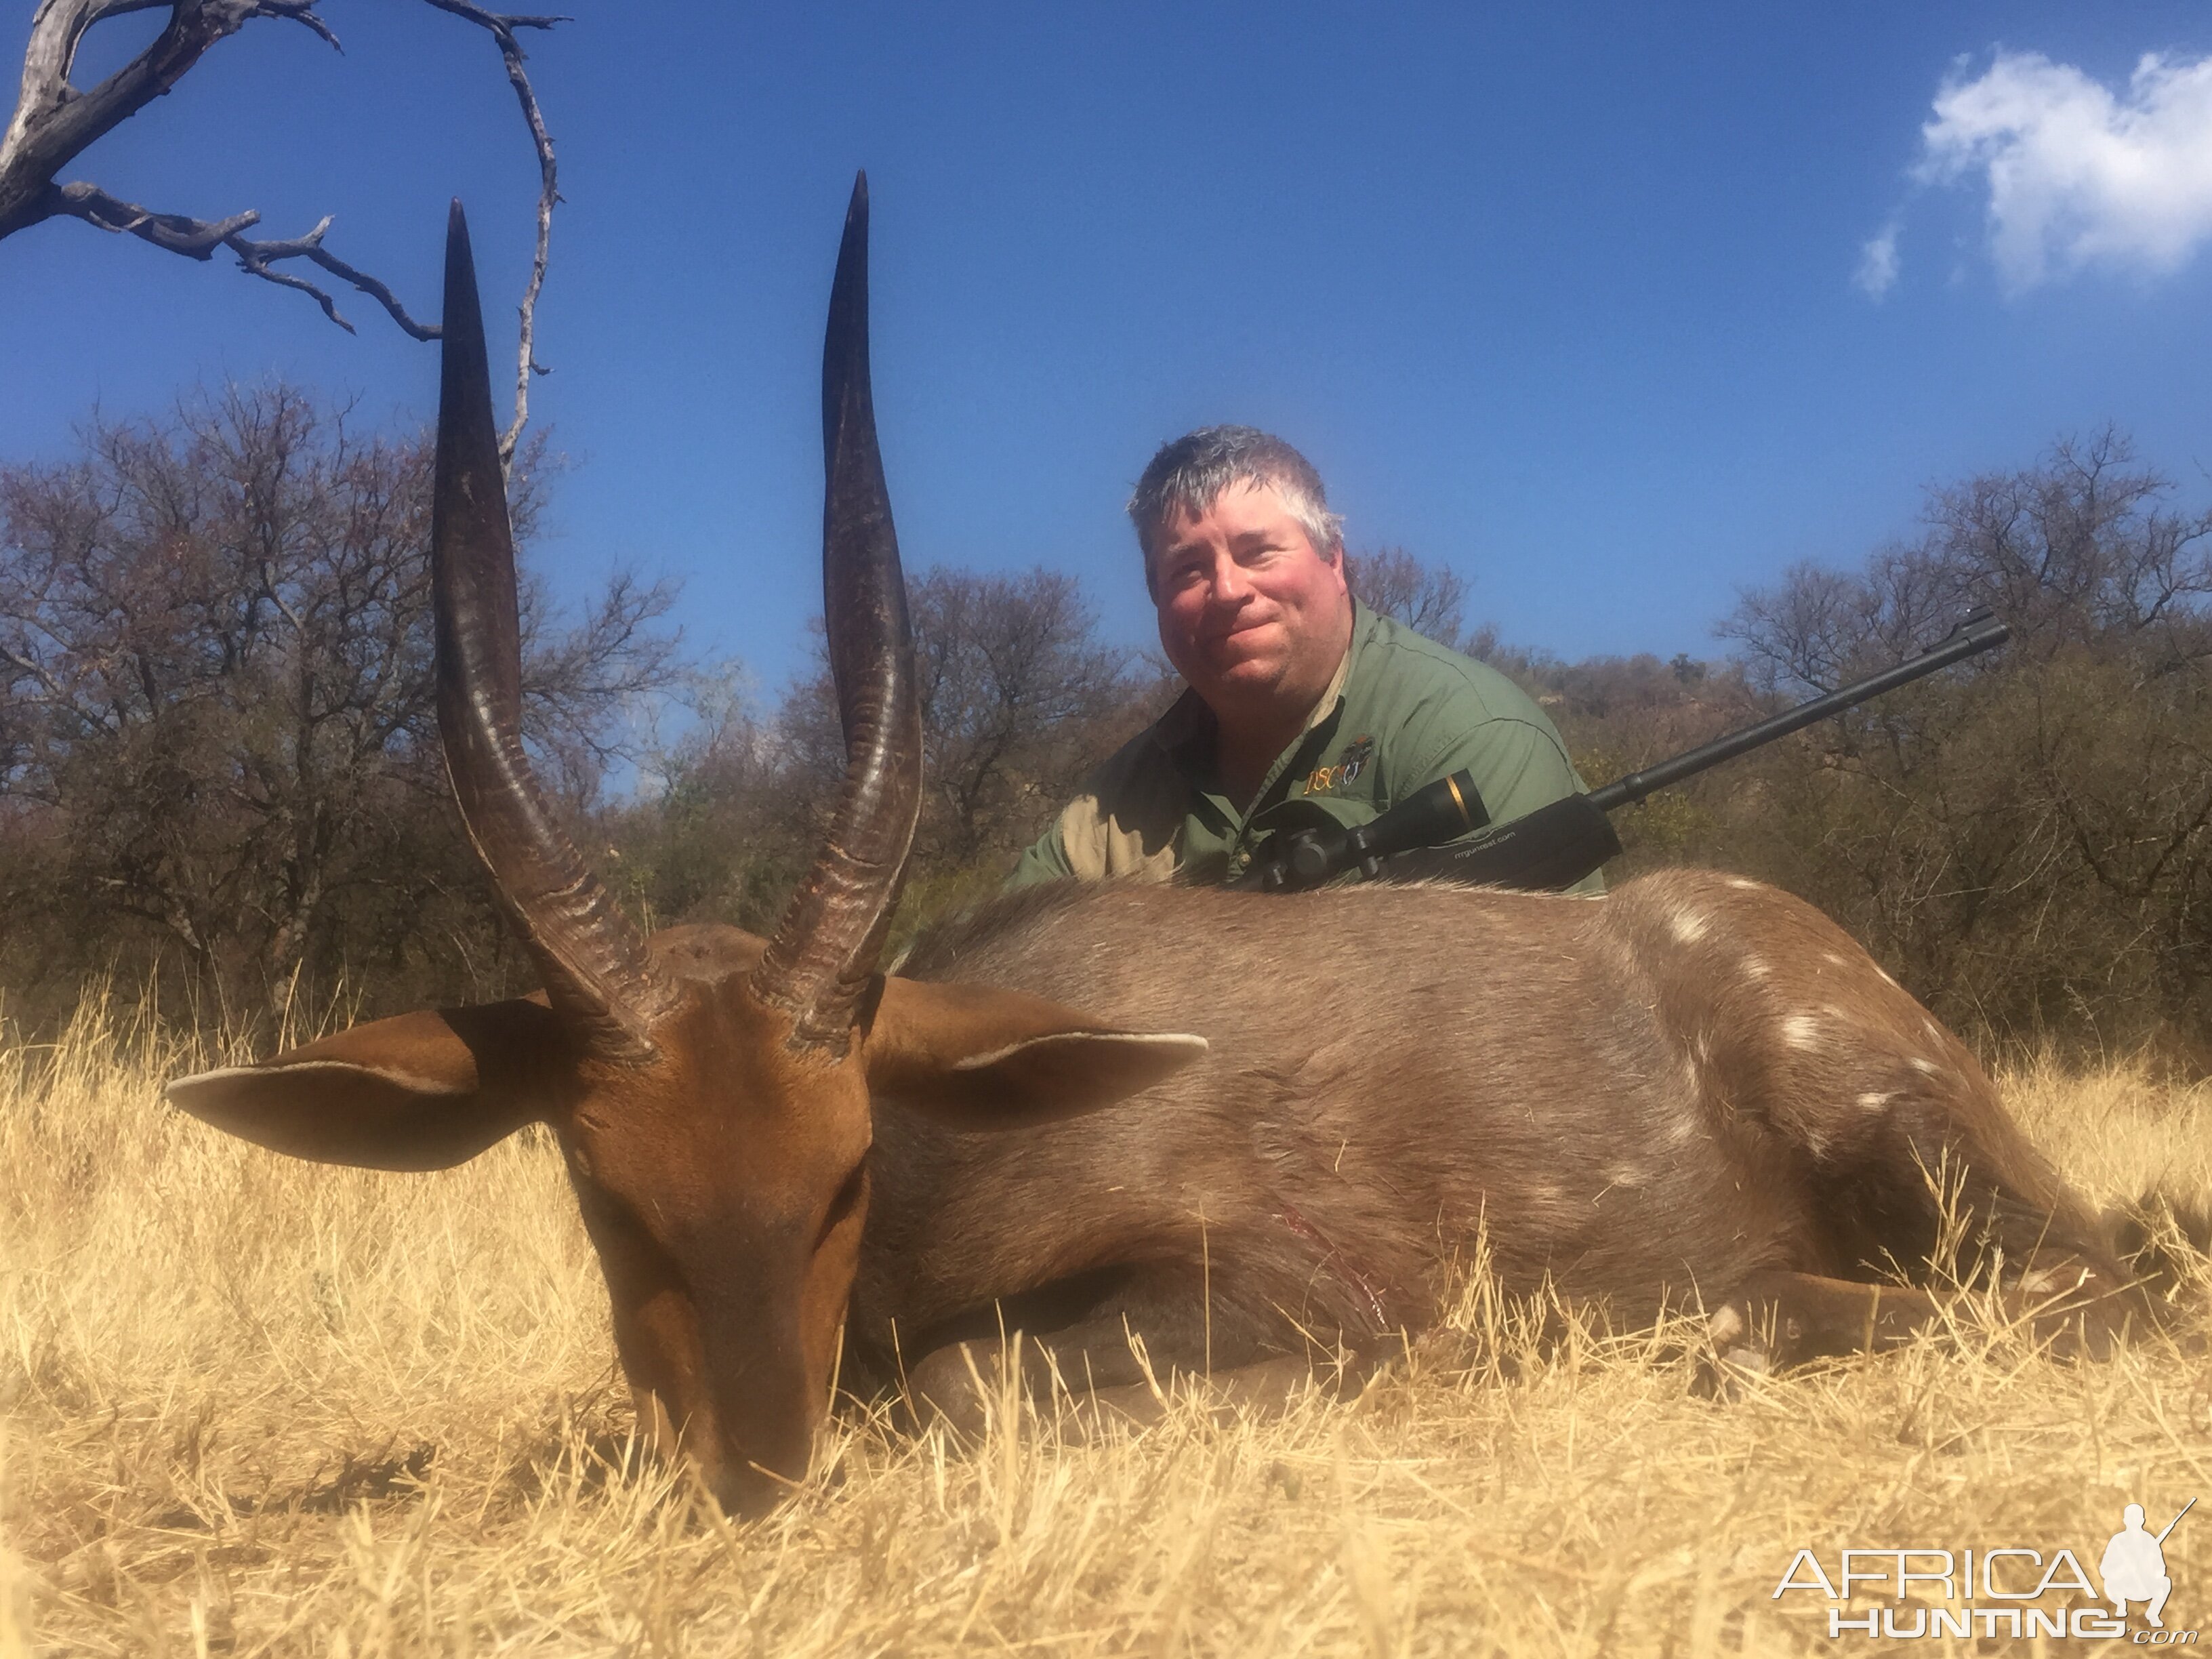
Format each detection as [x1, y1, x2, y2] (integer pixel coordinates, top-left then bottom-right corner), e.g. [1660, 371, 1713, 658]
[0, 383, 678, 1017]
[1347, 545, 1473, 653]
[607, 567, 1162, 942]
[603, 683, 810, 938]
[783, 567, 1150, 867]
[1, 0, 561, 457]
[1731, 430, 2212, 691]
[1720, 429, 2212, 1060]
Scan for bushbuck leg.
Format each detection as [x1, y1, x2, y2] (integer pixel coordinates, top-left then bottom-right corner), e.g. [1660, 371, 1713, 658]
[1644, 876, 2153, 1372]
[907, 1327, 1324, 1437]
[1705, 1273, 1945, 1372]
[1769, 1063, 2148, 1361]
[902, 1262, 1313, 1434]
[1712, 1049, 2146, 1372]
[1708, 1261, 2143, 1382]
[916, 1257, 2142, 1435]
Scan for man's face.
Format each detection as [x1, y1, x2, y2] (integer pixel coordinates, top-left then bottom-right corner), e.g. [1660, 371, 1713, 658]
[1149, 479, 1352, 720]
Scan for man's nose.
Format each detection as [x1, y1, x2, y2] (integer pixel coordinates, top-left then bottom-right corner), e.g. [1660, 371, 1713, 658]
[1207, 556, 1254, 605]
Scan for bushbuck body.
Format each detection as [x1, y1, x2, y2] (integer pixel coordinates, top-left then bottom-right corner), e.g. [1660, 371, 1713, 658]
[167, 180, 2141, 1515]
[853, 874, 2137, 1427]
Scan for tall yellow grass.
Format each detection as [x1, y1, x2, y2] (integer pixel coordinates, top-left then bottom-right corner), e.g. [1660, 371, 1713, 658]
[3, 994, 2209, 1656]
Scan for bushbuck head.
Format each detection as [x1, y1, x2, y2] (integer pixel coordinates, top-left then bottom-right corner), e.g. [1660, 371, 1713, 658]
[164, 178, 1206, 1515]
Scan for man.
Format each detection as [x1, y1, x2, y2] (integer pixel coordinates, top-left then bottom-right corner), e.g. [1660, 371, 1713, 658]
[2100, 1503, 2175, 1629]
[1011, 425, 1593, 888]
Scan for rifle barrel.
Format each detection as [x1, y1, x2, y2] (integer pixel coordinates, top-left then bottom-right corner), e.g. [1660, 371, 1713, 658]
[1584, 608, 2009, 813]
[2156, 1496, 2196, 1545]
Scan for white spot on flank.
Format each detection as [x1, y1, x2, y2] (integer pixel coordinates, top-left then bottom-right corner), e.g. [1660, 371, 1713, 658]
[2014, 1263, 2087, 1298]
[1821, 952, 1847, 970]
[1781, 1015, 1820, 1050]
[1908, 1057, 1940, 1076]
[1671, 912, 1710, 945]
[1857, 1091, 1893, 1113]
[1603, 1163, 1650, 1188]
[1726, 877, 1759, 890]
[1740, 957, 1772, 982]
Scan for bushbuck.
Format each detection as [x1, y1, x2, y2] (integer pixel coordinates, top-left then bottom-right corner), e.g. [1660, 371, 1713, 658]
[167, 178, 2144, 1516]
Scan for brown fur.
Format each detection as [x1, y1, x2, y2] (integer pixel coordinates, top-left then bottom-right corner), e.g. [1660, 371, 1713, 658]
[853, 870, 2131, 1413]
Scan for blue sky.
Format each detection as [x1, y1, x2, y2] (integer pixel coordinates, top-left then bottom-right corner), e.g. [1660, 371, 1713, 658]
[5, 2, 2211, 699]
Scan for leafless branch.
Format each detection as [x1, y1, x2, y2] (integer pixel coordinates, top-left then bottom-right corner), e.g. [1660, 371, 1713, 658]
[418, 0, 565, 464]
[49, 178, 255, 254]
[228, 214, 443, 338]
[1, 1, 565, 447]
[47, 184, 441, 335]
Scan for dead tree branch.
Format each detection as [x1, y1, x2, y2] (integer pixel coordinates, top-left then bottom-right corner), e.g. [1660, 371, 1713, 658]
[1, 1, 565, 449]
[419, 0, 560, 464]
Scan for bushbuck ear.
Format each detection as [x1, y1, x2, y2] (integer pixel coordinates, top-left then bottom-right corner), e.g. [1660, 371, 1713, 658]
[866, 978, 1206, 1125]
[164, 1000, 571, 1172]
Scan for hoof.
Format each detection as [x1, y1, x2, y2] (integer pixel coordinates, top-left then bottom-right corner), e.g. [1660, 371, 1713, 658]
[905, 1341, 998, 1441]
[1694, 1345, 1773, 1403]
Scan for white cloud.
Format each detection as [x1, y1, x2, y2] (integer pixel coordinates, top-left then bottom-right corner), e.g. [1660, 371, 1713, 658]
[1914, 49, 2212, 291]
[1855, 222, 1900, 298]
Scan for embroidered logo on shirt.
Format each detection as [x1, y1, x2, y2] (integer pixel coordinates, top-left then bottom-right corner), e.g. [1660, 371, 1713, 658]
[1303, 734, 1374, 797]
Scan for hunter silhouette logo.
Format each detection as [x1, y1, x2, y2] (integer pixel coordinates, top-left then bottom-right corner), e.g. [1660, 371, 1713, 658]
[1772, 1496, 2197, 1642]
[2103, 1500, 2192, 1631]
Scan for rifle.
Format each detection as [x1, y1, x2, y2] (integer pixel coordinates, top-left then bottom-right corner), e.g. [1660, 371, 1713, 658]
[1242, 607, 2010, 895]
[2156, 1497, 2195, 1546]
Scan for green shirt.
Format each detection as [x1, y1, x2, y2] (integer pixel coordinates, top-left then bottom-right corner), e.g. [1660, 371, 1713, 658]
[1010, 602, 1597, 889]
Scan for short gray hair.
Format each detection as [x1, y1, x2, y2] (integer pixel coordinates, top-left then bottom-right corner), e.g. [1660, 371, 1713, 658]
[1126, 426, 1345, 590]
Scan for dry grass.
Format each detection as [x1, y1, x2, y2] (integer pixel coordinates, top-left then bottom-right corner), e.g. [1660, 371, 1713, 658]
[3, 996, 2210, 1656]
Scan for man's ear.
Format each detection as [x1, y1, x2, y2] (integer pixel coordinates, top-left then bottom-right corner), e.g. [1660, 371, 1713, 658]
[865, 978, 1206, 1128]
[164, 999, 571, 1172]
